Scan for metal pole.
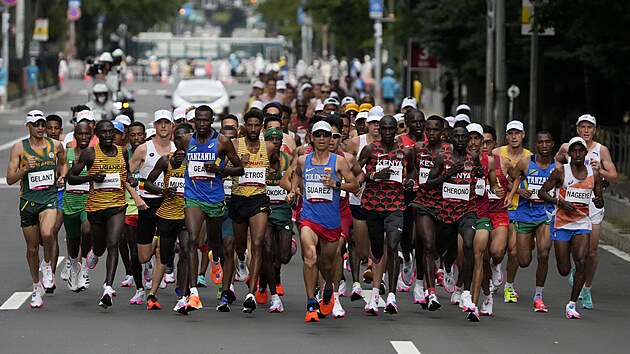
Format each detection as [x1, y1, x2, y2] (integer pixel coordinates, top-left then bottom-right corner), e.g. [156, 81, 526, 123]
[374, 19, 382, 105]
[2, 7, 9, 72]
[494, 0, 507, 142]
[485, 0, 495, 125]
[16, 0, 23, 60]
[528, 1, 539, 149]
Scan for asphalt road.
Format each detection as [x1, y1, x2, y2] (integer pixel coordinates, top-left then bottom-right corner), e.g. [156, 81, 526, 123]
[1, 82, 629, 354]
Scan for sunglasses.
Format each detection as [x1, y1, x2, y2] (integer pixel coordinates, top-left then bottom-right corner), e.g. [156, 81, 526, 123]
[30, 121, 46, 128]
[332, 133, 341, 139]
[312, 131, 331, 138]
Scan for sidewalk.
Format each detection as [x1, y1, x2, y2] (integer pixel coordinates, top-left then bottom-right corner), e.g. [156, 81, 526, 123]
[3, 86, 68, 113]
[601, 192, 630, 254]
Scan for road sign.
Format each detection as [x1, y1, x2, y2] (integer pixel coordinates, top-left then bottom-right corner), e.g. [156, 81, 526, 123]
[67, 7, 81, 21]
[68, 0, 81, 8]
[522, 0, 554, 36]
[409, 42, 437, 69]
[369, 0, 383, 19]
[32, 18, 49, 42]
[1, 0, 16, 7]
[508, 84, 520, 99]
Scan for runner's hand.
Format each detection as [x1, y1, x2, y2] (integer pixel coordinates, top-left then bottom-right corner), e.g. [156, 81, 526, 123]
[170, 150, 185, 167]
[373, 167, 391, 180]
[472, 165, 484, 178]
[90, 173, 106, 183]
[204, 161, 221, 173]
[403, 178, 415, 190]
[445, 162, 464, 179]
[558, 199, 576, 212]
[56, 176, 65, 188]
[590, 159, 600, 171]
[517, 188, 533, 199]
[320, 173, 335, 188]
[240, 153, 250, 164]
[592, 195, 604, 209]
[127, 176, 138, 188]
[135, 196, 149, 210]
[162, 187, 177, 197]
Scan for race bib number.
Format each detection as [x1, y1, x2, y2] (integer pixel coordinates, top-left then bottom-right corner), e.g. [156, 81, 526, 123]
[223, 179, 232, 197]
[188, 161, 215, 180]
[267, 185, 287, 203]
[565, 187, 591, 205]
[66, 181, 90, 194]
[168, 177, 185, 197]
[376, 164, 403, 184]
[94, 173, 121, 191]
[306, 181, 333, 202]
[442, 182, 470, 201]
[28, 170, 55, 190]
[418, 168, 430, 185]
[475, 178, 486, 196]
[141, 175, 165, 196]
[528, 184, 542, 201]
[486, 184, 500, 200]
[239, 168, 266, 186]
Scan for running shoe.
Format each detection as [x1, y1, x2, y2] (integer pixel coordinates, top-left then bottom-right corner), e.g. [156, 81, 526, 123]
[504, 287, 518, 303]
[343, 252, 350, 272]
[401, 256, 415, 286]
[364, 292, 379, 316]
[174, 297, 188, 315]
[435, 268, 444, 287]
[61, 259, 71, 281]
[480, 296, 493, 316]
[175, 286, 182, 298]
[120, 274, 134, 287]
[467, 307, 480, 322]
[130, 288, 145, 305]
[338, 280, 347, 297]
[186, 294, 202, 311]
[427, 293, 441, 311]
[146, 293, 161, 310]
[332, 293, 346, 319]
[79, 262, 89, 290]
[40, 261, 55, 290]
[227, 286, 237, 304]
[379, 281, 386, 296]
[362, 267, 373, 284]
[143, 259, 153, 281]
[86, 250, 98, 269]
[269, 294, 284, 313]
[255, 288, 269, 304]
[385, 293, 398, 314]
[350, 282, 362, 302]
[451, 287, 462, 306]
[533, 299, 549, 313]
[210, 259, 223, 285]
[164, 269, 176, 284]
[580, 288, 593, 309]
[30, 283, 44, 308]
[243, 293, 256, 313]
[67, 264, 80, 292]
[159, 276, 167, 289]
[235, 259, 249, 282]
[568, 267, 576, 287]
[566, 302, 581, 319]
[489, 282, 498, 294]
[318, 289, 335, 317]
[491, 262, 504, 287]
[305, 300, 320, 323]
[397, 274, 410, 292]
[99, 286, 114, 309]
[461, 290, 475, 312]
[442, 266, 456, 294]
[197, 274, 207, 287]
[217, 294, 231, 312]
[413, 282, 425, 305]
[291, 238, 298, 256]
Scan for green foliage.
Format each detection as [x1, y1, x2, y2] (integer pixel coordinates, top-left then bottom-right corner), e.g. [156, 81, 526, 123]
[256, 0, 301, 42]
[81, 0, 186, 34]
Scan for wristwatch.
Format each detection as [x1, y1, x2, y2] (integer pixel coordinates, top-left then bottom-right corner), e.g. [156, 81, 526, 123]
[335, 181, 341, 189]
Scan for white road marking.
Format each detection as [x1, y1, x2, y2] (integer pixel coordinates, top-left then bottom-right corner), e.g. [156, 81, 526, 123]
[0, 135, 29, 151]
[362, 289, 385, 308]
[135, 111, 149, 118]
[391, 341, 421, 354]
[0, 257, 65, 310]
[231, 90, 244, 96]
[155, 89, 169, 95]
[0, 177, 19, 189]
[8, 120, 23, 125]
[136, 89, 150, 95]
[78, 89, 88, 96]
[600, 244, 630, 262]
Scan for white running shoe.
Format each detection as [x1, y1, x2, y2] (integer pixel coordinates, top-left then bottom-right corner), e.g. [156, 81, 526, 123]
[143, 259, 154, 281]
[397, 273, 410, 292]
[461, 290, 475, 312]
[385, 292, 398, 314]
[129, 288, 145, 305]
[145, 279, 152, 289]
[268, 294, 284, 313]
[350, 282, 363, 302]
[40, 261, 55, 290]
[61, 259, 71, 281]
[338, 279, 347, 297]
[332, 293, 346, 318]
[451, 287, 462, 307]
[67, 264, 80, 292]
[30, 283, 44, 308]
[413, 282, 425, 305]
[566, 302, 581, 319]
[427, 293, 441, 311]
[86, 250, 98, 269]
[79, 262, 89, 290]
[364, 292, 379, 316]
[442, 266, 455, 294]
[120, 275, 134, 287]
[99, 286, 114, 308]
[401, 256, 415, 286]
[174, 297, 187, 314]
[159, 276, 167, 289]
[235, 259, 249, 282]
[164, 271, 176, 284]
[480, 295, 493, 316]
[491, 262, 504, 287]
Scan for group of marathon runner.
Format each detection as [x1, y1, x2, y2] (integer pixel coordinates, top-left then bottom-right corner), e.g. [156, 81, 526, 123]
[6, 83, 618, 322]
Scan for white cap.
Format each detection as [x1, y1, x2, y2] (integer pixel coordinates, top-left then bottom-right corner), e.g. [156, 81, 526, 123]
[75, 110, 95, 122]
[300, 83, 313, 91]
[312, 121, 332, 133]
[568, 136, 588, 149]
[576, 114, 596, 126]
[250, 101, 264, 111]
[115, 115, 131, 126]
[323, 97, 340, 107]
[315, 104, 324, 112]
[173, 107, 187, 121]
[445, 116, 456, 128]
[506, 120, 524, 132]
[367, 106, 385, 123]
[185, 109, 195, 121]
[252, 81, 264, 89]
[401, 96, 417, 109]
[356, 111, 368, 121]
[145, 128, 156, 138]
[25, 110, 45, 125]
[394, 113, 405, 123]
[330, 91, 339, 99]
[456, 104, 471, 113]
[341, 96, 355, 106]
[99, 52, 113, 63]
[455, 114, 470, 124]
[276, 80, 287, 91]
[467, 123, 484, 136]
[154, 109, 173, 123]
[93, 83, 108, 93]
[112, 48, 125, 57]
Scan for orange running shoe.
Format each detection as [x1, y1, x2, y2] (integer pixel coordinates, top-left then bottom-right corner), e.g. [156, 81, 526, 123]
[276, 284, 285, 296]
[255, 288, 269, 304]
[147, 293, 161, 310]
[318, 291, 335, 317]
[186, 294, 202, 311]
[209, 252, 223, 285]
[304, 310, 319, 322]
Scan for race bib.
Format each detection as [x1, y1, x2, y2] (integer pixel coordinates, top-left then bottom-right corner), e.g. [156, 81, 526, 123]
[528, 184, 542, 201]
[141, 175, 165, 196]
[486, 184, 500, 200]
[66, 181, 90, 194]
[168, 177, 185, 196]
[28, 170, 55, 190]
[267, 185, 287, 203]
[306, 181, 333, 202]
[223, 179, 232, 197]
[442, 182, 470, 201]
[475, 178, 486, 196]
[239, 167, 266, 186]
[565, 187, 591, 205]
[188, 161, 215, 180]
[418, 168, 430, 185]
[376, 164, 403, 184]
[94, 173, 121, 191]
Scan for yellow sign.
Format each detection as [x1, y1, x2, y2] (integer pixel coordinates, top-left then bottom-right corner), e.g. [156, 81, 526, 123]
[33, 18, 49, 42]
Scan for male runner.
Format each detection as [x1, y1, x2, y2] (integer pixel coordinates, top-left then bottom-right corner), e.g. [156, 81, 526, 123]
[45, 114, 65, 287]
[539, 137, 604, 319]
[7, 110, 67, 307]
[555, 114, 619, 308]
[289, 121, 359, 322]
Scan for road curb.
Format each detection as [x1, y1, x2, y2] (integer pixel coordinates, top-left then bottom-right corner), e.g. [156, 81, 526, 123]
[3, 88, 68, 113]
[600, 221, 630, 254]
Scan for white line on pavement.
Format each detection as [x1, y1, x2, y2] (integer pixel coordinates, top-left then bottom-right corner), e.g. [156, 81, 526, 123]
[136, 89, 150, 95]
[0, 292, 31, 310]
[391, 341, 421, 354]
[0, 177, 19, 188]
[0, 135, 28, 151]
[135, 112, 149, 118]
[155, 89, 169, 95]
[600, 244, 630, 262]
